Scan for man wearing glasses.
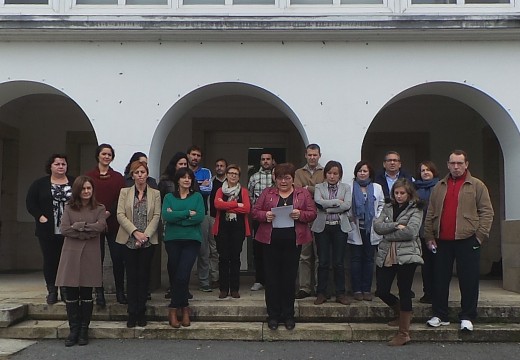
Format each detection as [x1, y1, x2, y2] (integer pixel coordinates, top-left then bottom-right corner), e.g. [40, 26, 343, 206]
[375, 151, 413, 200]
[425, 150, 494, 332]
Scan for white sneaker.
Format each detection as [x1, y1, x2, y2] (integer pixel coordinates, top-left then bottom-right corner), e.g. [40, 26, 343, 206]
[427, 316, 450, 327]
[460, 320, 474, 332]
[250, 283, 264, 291]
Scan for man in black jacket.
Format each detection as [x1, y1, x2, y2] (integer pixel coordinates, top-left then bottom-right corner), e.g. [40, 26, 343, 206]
[375, 151, 413, 200]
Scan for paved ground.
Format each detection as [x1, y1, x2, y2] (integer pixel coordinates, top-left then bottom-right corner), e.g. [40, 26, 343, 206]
[1, 271, 518, 306]
[7, 339, 520, 360]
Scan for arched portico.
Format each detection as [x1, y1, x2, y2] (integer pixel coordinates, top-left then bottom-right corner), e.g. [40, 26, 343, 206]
[150, 81, 309, 286]
[0, 80, 97, 271]
[364, 81, 520, 292]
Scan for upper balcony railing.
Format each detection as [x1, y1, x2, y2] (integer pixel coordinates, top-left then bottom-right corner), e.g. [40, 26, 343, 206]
[0, 0, 518, 16]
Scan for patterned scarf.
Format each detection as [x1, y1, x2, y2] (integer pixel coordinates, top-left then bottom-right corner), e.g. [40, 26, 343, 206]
[221, 180, 241, 221]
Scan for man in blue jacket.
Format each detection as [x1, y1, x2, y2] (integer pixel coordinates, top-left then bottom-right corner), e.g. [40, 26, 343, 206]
[188, 145, 213, 292]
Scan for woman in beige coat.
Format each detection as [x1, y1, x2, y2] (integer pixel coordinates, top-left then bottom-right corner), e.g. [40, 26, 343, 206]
[116, 161, 161, 328]
[56, 176, 106, 347]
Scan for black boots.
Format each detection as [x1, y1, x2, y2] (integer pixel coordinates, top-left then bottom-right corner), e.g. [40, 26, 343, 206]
[78, 300, 93, 346]
[64, 300, 80, 347]
[46, 285, 58, 305]
[95, 287, 106, 307]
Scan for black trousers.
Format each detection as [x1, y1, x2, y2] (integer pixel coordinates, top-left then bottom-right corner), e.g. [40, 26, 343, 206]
[66, 287, 93, 301]
[421, 237, 435, 298]
[99, 232, 125, 290]
[124, 245, 155, 315]
[215, 221, 245, 293]
[376, 263, 418, 312]
[433, 236, 481, 321]
[263, 238, 301, 321]
[38, 234, 64, 287]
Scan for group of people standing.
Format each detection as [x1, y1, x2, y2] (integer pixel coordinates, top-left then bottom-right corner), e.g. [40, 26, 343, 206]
[26, 142, 494, 347]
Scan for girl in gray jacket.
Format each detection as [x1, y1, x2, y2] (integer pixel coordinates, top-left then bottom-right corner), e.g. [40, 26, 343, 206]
[374, 178, 424, 346]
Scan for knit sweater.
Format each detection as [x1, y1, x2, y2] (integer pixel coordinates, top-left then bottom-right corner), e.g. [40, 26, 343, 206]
[162, 191, 205, 242]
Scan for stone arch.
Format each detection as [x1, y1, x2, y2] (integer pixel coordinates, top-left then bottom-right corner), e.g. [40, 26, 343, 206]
[149, 81, 309, 175]
[0, 80, 98, 271]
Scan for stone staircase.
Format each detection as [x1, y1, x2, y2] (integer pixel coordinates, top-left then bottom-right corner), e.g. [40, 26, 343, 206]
[2, 294, 520, 342]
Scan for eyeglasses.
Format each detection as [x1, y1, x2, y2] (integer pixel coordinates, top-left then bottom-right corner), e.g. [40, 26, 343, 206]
[385, 159, 400, 163]
[227, 172, 240, 176]
[276, 176, 292, 182]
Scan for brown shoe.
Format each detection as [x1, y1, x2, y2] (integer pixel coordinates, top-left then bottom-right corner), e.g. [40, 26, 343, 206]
[168, 308, 180, 328]
[219, 291, 228, 299]
[363, 292, 373, 301]
[353, 292, 363, 301]
[231, 291, 240, 299]
[336, 294, 351, 305]
[181, 307, 191, 327]
[314, 294, 327, 305]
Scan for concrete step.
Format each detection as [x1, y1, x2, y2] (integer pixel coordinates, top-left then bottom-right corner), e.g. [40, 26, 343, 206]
[2, 319, 520, 342]
[0, 304, 27, 328]
[24, 299, 520, 323]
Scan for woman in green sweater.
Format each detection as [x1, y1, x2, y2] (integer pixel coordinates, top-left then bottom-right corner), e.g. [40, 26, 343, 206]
[162, 167, 205, 328]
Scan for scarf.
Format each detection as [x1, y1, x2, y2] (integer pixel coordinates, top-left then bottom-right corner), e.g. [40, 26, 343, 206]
[222, 180, 241, 221]
[414, 178, 439, 203]
[352, 178, 375, 235]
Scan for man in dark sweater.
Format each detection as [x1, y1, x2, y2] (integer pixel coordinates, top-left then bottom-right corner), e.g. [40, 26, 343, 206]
[374, 151, 413, 200]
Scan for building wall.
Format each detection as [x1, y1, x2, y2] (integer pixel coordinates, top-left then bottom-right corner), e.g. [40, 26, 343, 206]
[1, 38, 520, 288]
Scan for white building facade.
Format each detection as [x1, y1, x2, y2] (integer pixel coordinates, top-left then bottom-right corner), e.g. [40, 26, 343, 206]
[1, 1, 520, 292]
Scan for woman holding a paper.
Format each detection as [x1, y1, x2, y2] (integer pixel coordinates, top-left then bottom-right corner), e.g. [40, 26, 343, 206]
[252, 163, 317, 331]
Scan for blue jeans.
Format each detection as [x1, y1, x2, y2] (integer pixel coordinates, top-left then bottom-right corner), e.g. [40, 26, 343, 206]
[164, 240, 201, 308]
[314, 225, 348, 296]
[350, 230, 376, 294]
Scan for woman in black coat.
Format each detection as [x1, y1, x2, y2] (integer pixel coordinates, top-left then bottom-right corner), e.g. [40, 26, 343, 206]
[26, 153, 75, 304]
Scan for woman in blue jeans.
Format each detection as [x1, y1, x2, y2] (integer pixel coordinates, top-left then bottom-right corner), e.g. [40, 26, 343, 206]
[162, 168, 205, 328]
[348, 161, 385, 301]
[311, 161, 352, 305]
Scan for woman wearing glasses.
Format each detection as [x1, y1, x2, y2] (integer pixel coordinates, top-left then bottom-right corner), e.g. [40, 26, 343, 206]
[212, 164, 251, 299]
[251, 163, 317, 331]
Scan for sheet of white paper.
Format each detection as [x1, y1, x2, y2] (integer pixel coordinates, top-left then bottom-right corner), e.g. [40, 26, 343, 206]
[271, 205, 294, 228]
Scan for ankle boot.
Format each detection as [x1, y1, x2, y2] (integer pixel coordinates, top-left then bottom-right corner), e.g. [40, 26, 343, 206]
[46, 285, 58, 305]
[95, 287, 106, 307]
[388, 302, 400, 326]
[169, 308, 180, 328]
[64, 300, 80, 347]
[78, 300, 93, 346]
[181, 307, 191, 327]
[116, 287, 128, 305]
[388, 311, 412, 346]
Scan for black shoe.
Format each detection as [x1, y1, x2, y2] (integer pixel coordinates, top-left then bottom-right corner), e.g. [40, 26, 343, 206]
[295, 290, 311, 299]
[267, 319, 278, 330]
[116, 291, 128, 305]
[46, 291, 58, 305]
[127, 314, 137, 328]
[419, 294, 433, 304]
[46, 285, 58, 305]
[411, 290, 416, 299]
[147, 292, 152, 301]
[285, 318, 296, 330]
[137, 313, 147, 327]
